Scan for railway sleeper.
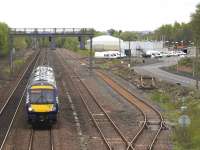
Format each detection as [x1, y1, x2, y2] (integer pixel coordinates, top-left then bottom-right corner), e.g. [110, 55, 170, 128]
[146, 120, 161, 125]
[138, 120, 161, 126]
[139, 121, 162, 130]
[92, 113, 105, 116]
[146, 121, 168, 130]
[94, 118, 109, 123]
[71, 75, 79, 78]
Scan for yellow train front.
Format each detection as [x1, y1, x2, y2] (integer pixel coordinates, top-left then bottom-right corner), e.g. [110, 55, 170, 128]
[26, 66, 59, 125]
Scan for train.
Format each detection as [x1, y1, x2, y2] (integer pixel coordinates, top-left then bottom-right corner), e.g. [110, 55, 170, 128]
[25, 65, 59, 125]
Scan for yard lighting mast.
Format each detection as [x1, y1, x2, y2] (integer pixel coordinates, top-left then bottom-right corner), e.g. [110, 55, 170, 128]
[119, 30, 122, 59]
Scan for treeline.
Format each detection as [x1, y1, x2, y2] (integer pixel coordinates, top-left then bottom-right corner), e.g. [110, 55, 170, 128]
[145, 3, 200, 45]
[107, 29, 140, 41]
[107, 22, 194, 44]
[36, 37, 80, 51]
[0, 22, 9, 56]
[151, 22, 193, 42]
[0, 22, 30, 56]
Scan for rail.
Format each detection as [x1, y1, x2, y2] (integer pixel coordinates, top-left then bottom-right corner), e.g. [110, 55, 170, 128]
[57, 51, 135, 150]
[28, 129, 54, 150]
[97, 71, 165, 149]
[0, 50, 41, 150]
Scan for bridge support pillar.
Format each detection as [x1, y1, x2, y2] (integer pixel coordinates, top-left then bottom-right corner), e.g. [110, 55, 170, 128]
[50, 36, 56, 50]
[79, 37, 85, 49]
[31, 37, 38, 50]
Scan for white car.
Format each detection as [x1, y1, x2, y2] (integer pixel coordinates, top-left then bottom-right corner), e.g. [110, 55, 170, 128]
[160, 51, 170, 57]
[176, 51, 186, 56]
[95, 51, 126, 59]
[151, 52, 162, 58]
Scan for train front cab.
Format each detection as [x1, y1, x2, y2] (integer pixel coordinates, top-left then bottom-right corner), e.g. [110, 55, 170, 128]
[26, 85, 58, 125]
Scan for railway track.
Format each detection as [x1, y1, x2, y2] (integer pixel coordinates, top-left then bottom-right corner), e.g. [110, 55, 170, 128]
[0, 48, 53, 150]
[0, 50, 41, 150]
[28, 129, 54, 150]
[57, 51, 136, 150]
[96, 71, 166, 150]
[59, 49, 167, 149]
[27, 49, 54, 150]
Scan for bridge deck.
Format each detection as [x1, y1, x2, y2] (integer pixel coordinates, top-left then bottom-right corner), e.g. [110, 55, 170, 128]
[9, 28, 94, 36]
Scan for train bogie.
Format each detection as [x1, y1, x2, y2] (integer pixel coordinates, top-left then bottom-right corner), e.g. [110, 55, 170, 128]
[27, 113, 57, 124]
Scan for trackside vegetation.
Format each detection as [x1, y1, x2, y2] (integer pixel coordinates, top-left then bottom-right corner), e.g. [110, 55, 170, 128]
[0, 22, 30, 56]
[150, 85, 200, 150]
[0, 22, 9, 56]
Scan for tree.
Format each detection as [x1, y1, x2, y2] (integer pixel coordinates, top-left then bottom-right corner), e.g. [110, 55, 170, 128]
[151, 21, 193, 45]
[13, 37, 27, 50]
[25, 36, 32, 48]
[191, 3, 200, 42]
[120, 31, 138, 41]
[107, 29, 116, 36]
[63, 37, 79, 51]
[191, 3, 200, 89]
[0, 22, 9, 56]
[55, 37, 65, 48]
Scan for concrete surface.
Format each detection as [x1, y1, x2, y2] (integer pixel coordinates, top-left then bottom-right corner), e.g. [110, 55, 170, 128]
[134, 57, 198, 88]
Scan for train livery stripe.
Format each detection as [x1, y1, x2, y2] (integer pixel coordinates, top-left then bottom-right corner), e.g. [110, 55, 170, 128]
[31, 85, 54, 90]
[31, 104, 54, 112]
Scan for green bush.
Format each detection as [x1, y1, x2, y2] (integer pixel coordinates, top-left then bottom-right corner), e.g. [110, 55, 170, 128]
[178, 57, 193, 67]
[13, 37, 27, 50]
[64, 37, 79, 51]
[151, 90, 170, 103]
[13, 59, 24, 70]
[0, 22, 9, 56]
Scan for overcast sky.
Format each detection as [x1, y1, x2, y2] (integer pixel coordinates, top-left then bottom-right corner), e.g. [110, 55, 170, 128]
[0, 0, 199, 31]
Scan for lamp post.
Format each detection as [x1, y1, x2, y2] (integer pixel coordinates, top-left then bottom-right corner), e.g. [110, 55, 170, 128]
[128, 40, 132, 76]
[119, 30, 122, 59]
[89, 36, 93, 75]
[9, 34, 14, 76]
[195, 42, 199, 89]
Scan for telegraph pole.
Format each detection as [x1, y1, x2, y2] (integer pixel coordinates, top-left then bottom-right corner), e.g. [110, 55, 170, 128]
[9, 34, 14, 76]
[89, 36, 93, 75]
[195, 42, 199, 89]
[118, 30, 122, 59]
[128, 40, 132, 77]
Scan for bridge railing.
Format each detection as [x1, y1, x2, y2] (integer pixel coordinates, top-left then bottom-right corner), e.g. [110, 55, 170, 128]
[9, 28, 94, 36]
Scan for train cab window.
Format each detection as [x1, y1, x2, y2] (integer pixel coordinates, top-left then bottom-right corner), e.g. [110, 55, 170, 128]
[30, 89, 54, 104]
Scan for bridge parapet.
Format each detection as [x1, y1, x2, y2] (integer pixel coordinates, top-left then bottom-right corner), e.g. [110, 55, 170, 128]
[9, 28, 94, 36]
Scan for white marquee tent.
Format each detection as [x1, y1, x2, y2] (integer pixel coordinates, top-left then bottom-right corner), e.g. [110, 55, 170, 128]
[86, 35, 123, 51]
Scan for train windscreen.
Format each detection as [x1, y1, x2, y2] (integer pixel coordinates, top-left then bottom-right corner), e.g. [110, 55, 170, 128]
[30, 89, 54, 104]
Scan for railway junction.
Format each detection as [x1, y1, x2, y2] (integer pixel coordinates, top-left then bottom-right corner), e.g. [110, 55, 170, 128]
[0, 28, 171, 150]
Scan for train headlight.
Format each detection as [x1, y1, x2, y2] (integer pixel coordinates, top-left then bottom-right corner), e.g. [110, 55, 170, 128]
[52, 106, 57, 112]
[28, 107, 33, 112]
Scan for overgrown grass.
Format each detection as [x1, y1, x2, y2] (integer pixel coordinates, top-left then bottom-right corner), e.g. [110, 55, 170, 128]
[99, 63, 109, 69]
[76, 49, 92, 56]
[98, 59, 121, 70]
[2, 66, 11, 75]
[68, 48, 94, 57]
[13, 59, 24, 70]
[150, 87, 200, 149]
[178, 57, 193, 67]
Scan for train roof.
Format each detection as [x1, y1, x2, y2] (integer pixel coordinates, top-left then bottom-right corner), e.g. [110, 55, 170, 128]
[28, 65, 57, 88]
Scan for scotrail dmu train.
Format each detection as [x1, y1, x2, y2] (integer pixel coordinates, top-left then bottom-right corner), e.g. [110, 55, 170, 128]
[26, 66, 59, 124]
